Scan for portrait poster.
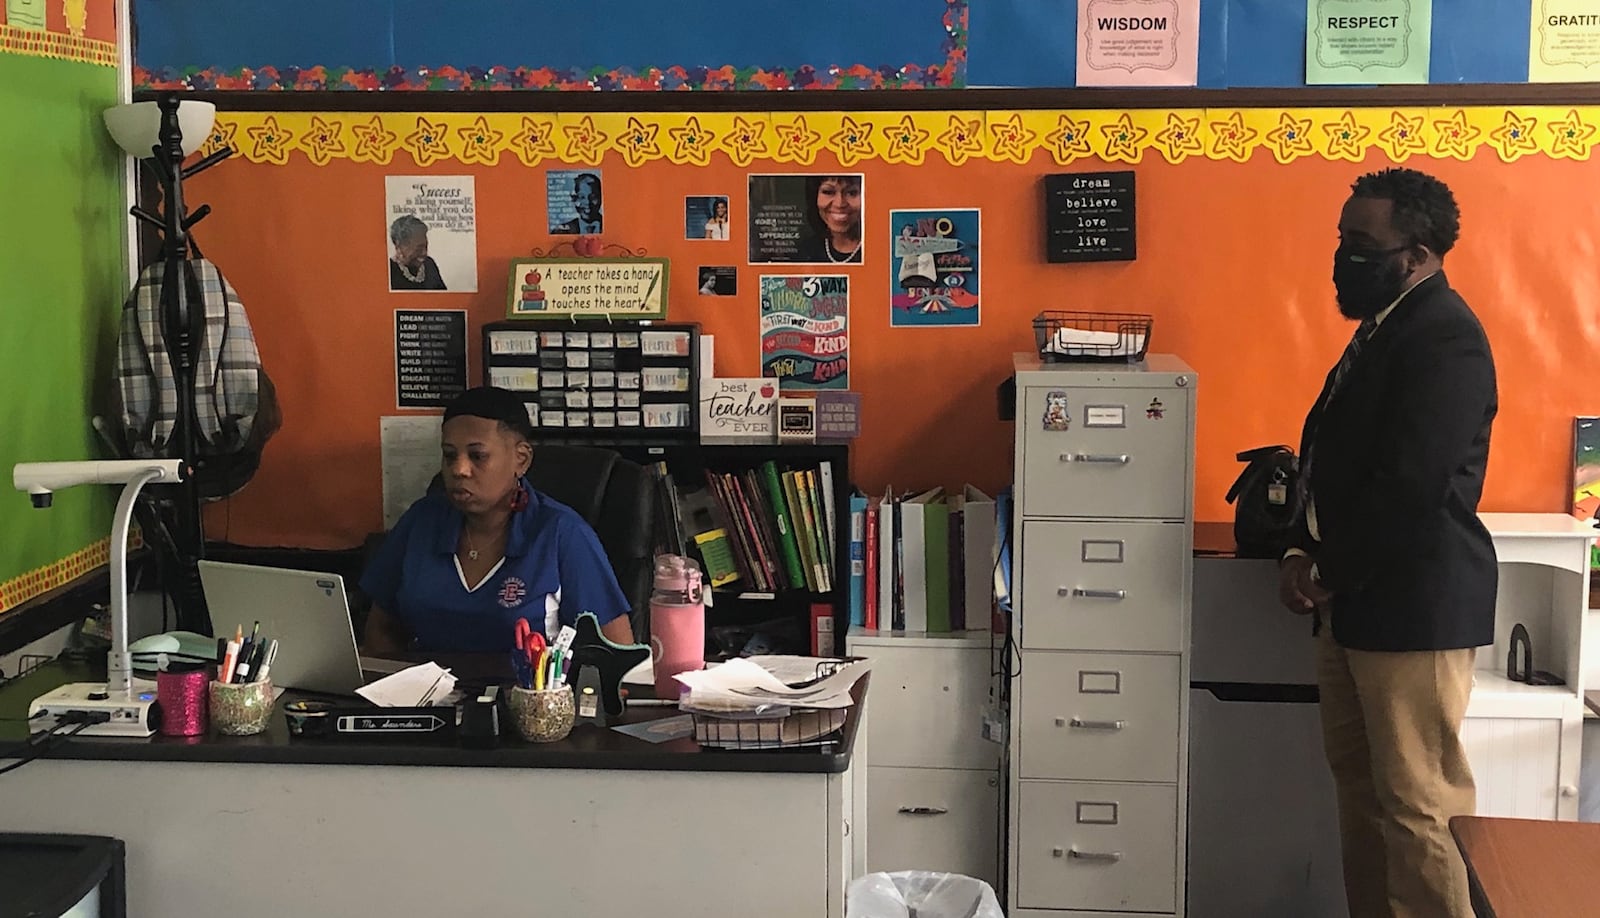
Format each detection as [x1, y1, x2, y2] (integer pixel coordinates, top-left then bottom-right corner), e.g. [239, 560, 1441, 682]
[748, 174, 865, 265]
[384, 175, 478, 293]
[687, 195, 732, 241]
[889, 209, 981, 328]
[698, 265, 737, 297]
[547, 169, 604, 235]
[1574, 416, 1600, 521]
[759, 275, 849, 390]
[1076, 0, 1200, 87]
[1306, 0, 1432, 84]
[1529, 0, 1600, 82]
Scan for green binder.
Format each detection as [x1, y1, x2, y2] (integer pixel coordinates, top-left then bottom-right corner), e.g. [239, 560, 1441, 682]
[760, 460, 807, 590]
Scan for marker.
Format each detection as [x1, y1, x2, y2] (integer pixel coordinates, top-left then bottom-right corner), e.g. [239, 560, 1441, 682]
[220, 640, 241, 683]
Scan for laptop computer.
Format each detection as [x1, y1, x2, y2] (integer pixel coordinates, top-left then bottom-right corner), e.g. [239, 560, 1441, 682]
[197, 560, 407, 696]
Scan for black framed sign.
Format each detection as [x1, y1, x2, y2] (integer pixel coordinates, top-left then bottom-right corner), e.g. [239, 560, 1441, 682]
[1044, 171, 1136, 263]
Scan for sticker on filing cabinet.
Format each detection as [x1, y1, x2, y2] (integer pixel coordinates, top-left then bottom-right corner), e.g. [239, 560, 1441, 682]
[1080, 539, 1125, 563]
[1042, 390, 1070, 431]
[1146, 397, 1165, 420]
[1076, 801, 1120, 825]
[1078, 670, 1122, 694]
[1084, 404, 1125, 428]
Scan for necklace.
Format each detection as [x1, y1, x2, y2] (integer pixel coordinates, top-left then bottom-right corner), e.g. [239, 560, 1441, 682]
[825, 238, 856, 263]
[395, 258, 426, 284]
[462, 527, 500, 561]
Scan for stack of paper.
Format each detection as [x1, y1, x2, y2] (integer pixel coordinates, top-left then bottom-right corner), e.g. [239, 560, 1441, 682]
[674, 657, 870, 717]
[355, 662, 457, 707]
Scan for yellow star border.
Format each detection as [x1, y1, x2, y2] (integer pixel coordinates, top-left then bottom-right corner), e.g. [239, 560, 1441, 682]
[208, 107, 1600, 168]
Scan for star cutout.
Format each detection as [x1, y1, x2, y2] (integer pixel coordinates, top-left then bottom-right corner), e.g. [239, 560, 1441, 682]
[883, 114, 932, 165]
[1207, 111, 1259, 163]
[1155, 113, 1203, 163]
[245, 115, 293, 166]
[775, 115, 823, 165]
[351, 115, 398, 165]
[1046, 114, 1093, 164]
[1320, 110, 1372, 161]
[936, 115, 984, 165]
[511, 116, 557, 166]
[1377, 111, 1427, 162]
[989, 112, 1038, 164]
[1099, 113, 1150, 163]
[562, 115, 609, 166]
[1549, 108, 1598, 159]
[720, 116, 769, 167]
[297, 116, 346, 166]
[1265, 113, 1315, 163]
[667, 116, 716, 166]
[199, 119, 238, 160]
[404, 116, 452, 167]
[1430, 110, 1482, 160]
[614, 116, 662, 167]
[1488, 111, 1538, 162]
[456, 115, 504, 165]
[827, 115, 876, 167]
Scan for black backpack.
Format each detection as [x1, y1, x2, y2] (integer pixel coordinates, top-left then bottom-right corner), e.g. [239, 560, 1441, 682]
[1225, 445, 1302, 559]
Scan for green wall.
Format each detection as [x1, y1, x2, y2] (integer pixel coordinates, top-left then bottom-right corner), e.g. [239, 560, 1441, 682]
[0, 51, 125, 599]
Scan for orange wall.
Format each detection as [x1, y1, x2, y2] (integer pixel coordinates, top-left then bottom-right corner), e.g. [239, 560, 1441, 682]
[188, 120, 1600, 549]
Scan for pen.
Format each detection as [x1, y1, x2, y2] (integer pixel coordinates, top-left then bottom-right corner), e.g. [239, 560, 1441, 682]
[254, 640, 278, 683]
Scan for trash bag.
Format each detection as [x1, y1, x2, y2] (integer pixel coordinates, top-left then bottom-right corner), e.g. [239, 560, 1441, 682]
[846, 871, 1005, 918]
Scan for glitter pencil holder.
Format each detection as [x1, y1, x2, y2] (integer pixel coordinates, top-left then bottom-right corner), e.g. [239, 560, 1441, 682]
[507, 685, 575, 743]
[209, 678, 274, 736]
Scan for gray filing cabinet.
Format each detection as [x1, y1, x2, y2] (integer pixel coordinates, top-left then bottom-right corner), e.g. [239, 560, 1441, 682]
[1006, 353, 1196, 917]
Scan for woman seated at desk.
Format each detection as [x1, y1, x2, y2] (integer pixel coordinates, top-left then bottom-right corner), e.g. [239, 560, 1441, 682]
[361, 386, 634, 653]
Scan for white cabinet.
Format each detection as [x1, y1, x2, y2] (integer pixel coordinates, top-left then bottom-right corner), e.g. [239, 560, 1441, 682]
[1008, 354, 1196, 917]
[846, 629, 1001, 890]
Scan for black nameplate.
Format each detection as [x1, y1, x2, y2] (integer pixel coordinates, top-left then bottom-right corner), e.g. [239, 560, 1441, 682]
[1044, 171, 1136, 263]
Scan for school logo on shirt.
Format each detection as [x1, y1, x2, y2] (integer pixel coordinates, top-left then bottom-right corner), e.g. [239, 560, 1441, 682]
[497, 576, 529, 609]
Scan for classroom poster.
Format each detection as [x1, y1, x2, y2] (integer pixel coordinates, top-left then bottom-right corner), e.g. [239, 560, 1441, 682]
[759, 275, 849, 389]
[1530, 1, 1600, 82]
[1076, 0, 1200, 87]
[686, 195, 732, 240]
[1574, 417, 1600, 521]
[547, 169, 604, 234]
[748, 174, 865, 265]
[384, 175, 478, 292]
[1306, 0, 1432, 85]
[888, 209, 981, 328]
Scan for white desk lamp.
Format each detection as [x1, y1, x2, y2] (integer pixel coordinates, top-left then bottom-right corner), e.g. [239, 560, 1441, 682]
[14, 460, 186, 736]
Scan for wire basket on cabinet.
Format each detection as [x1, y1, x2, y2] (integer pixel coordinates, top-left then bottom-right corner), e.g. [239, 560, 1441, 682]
[1032, 310, 1153, 362]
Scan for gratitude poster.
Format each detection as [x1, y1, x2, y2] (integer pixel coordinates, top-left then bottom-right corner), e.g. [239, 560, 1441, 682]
[1076, 0, 1200, 87]
[759, 275, 849, 390]
[1530, 1, 1600, 82]
[1307, 0, 1432, 84]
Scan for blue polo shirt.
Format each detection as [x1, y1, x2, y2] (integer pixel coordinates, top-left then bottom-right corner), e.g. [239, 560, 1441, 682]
[360, 481, 630, 652]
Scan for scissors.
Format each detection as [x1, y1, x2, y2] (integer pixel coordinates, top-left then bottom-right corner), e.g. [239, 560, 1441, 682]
[513, 618, 548, 689]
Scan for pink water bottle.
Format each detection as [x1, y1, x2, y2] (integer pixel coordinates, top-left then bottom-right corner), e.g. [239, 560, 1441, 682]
[649, 554, 705, 701]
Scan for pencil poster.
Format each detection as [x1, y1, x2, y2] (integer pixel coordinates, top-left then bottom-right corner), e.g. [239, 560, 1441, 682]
[889, 208, 981, 328]
[759, 275, 849, 390]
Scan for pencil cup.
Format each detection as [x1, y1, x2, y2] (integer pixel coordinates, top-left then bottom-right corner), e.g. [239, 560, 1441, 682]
[209, 678, 273, 736]
[507, 685, 574, 743]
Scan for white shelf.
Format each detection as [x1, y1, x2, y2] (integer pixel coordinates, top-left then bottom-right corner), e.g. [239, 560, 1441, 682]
[848, 628, 995, 649]
[1466, 669, 1580, 719]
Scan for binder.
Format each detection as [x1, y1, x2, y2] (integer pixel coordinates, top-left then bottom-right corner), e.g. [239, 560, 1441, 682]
[961, 485, 998, 631]
[899, 487, 944, 633]
[848, 491, 868, 627]
[759, 461, 807, 589]
[864, 495, 880, 630]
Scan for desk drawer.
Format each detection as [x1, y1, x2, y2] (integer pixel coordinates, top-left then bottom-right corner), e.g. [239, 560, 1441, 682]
[1020, 385, 1189, 520]
[1020, 521, 1186, 652]
[858, 644, 997, 771]
[1015, 781, 1178, 913]
[867, 766, 1000, 888]
[1019, 652, 1181, 782]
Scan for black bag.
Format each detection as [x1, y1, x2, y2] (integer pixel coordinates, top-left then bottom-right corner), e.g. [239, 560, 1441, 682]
[1225, 445, 1302, 559]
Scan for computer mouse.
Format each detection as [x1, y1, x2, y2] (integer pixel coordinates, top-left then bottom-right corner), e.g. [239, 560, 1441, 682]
[129, 633, 182, 655]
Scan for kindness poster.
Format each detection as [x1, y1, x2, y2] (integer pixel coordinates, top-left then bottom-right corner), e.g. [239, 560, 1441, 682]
[1306, 0, 1432, 84]
[759, 275, 849, 390]
[1530, 1, 1600, 82]
[1076, 0, 1200, 87]
[889, 209, 981, 328]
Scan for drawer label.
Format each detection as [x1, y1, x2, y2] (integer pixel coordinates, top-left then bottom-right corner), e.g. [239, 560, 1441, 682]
[1076, 801, 1120, 825]
[1043, 390, 1070, 431]
[1084, 404, 1125, 428]
[1078, 670, 1122, 694]
[1081, 539, 1124, 563]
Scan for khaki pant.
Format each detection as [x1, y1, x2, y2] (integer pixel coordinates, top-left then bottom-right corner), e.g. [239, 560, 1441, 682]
[1316, 620, 1478, 918]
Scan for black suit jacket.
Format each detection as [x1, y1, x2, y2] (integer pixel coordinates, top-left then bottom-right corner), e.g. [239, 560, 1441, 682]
[1291, 271, 1499, 651]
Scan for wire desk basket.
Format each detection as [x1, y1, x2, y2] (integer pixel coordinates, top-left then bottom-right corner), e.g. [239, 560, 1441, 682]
[1033, 310, 1153, 363]
[685, 657, 859, 751]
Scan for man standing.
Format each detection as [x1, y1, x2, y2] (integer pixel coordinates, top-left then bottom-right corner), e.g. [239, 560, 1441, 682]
[552, 173, 603, 235]
[1279, 167, 1498, 918]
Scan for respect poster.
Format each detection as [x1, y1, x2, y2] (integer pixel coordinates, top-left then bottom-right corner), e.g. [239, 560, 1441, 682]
[759, 275, 849, 389]
[1306, 0, 1432, 85]
[1076, 0, 1200, 87]
[1530, 1, 1600, 82]
[888, 209, 980, 328]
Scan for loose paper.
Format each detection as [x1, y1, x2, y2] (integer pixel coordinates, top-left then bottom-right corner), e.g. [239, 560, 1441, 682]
[380, 416, 443, 529]
[384, 175, 477, 292]
[1306, 0, 1432, 85]
[356, 662, 457, 707]
[1529, 1, 1600, 82]
[1076, 0, 1200, 87]
[760, 275, 849, 390]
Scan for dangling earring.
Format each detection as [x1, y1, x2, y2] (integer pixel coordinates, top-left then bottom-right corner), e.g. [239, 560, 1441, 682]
[509, 481, 530, 512]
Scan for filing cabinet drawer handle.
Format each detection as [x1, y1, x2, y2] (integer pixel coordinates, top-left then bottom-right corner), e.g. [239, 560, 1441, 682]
[897, 806, 949, 816]
[1068, 717, 1126, 730]
[1060, 453, 1130, 464]
[1063, 587, 1127, 600]
[1063, 847, 1124, 863]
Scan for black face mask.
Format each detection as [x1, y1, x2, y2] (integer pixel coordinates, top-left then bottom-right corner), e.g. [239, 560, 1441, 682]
[1333, 245, 1409, 320]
